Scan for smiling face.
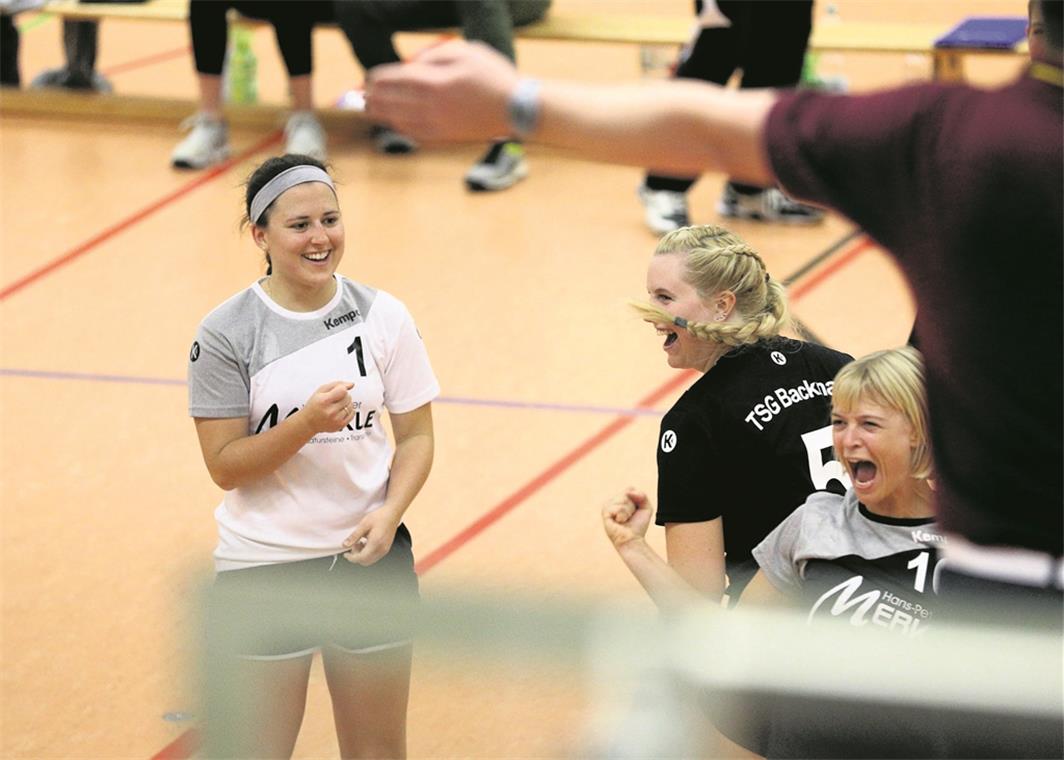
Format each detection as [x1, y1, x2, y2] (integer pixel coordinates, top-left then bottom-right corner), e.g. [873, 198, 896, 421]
[832, 396, 920, 514]
[252, 181, 344, 305]
[645, 252, 724, 371]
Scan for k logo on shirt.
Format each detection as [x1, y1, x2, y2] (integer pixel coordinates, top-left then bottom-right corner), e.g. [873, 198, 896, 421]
[661, 429, 677, 453]
[771, 351, 787, 366]
[190, 341, 200, 362]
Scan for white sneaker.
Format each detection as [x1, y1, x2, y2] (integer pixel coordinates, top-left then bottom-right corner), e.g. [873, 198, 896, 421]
[285, 111, 327, 161]
[171, 114, 229, 170]
[637, 184, 690, 234]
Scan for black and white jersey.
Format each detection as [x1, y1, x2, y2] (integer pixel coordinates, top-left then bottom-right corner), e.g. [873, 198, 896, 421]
[654, 339, 852, 596]
[754, 489, 947, 636]
[753, 489, 948, 759]
[188, 274, 439, 570]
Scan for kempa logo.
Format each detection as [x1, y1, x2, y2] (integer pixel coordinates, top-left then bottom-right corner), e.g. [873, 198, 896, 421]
[661, 430, 677, 453]
[912, 529, 946, 544]
[770, 351, 787, 365]
[324, 310, 360, 330]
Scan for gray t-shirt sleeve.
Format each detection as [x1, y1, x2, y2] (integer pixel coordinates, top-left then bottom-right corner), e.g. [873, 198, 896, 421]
[188, 323, 250, 418]
[752, 504, 806, 594]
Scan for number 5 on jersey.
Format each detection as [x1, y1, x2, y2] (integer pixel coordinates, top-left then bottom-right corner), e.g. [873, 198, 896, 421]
[801, 424, 851, 491]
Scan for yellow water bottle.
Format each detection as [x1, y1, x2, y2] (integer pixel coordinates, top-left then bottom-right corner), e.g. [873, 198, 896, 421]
[226, 25, 258, 105]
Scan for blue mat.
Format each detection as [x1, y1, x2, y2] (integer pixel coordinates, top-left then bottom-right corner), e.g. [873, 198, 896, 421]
[935, 17, 1028, 49]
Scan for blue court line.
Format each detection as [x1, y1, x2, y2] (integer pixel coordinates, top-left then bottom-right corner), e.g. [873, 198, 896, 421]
[0, 367, 664, 418]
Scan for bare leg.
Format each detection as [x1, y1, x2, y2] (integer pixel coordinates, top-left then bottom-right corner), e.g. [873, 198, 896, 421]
[197, 73, 224, 118]
[322, 643, 413, 759]
[205, 652, 314, 758]
[288, 74, 313, 112]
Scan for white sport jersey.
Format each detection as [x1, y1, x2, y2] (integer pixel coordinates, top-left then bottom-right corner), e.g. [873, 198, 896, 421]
[188, 274, 439, 570]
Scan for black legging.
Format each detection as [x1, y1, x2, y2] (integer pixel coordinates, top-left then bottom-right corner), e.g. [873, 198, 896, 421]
[334, 0, 550, 70]
[1, 14, 19, 87]
[645, 0, 814, 194]
[189, 1, 334, 78]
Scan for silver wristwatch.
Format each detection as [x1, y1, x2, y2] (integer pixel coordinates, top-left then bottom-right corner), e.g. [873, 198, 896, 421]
[507, 78, 541, 138]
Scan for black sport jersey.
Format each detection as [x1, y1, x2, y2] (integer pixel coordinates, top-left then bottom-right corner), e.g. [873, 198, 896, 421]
[655, 339, 852, 596]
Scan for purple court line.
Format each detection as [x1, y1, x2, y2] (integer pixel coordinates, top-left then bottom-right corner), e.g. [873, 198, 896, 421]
[0, 368, 665, 418]
[0, 367, 186, 387]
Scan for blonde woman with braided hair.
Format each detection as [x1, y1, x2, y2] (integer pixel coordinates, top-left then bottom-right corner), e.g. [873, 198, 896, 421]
[602, 224, 853, 612]
[631, 224, 789, 352]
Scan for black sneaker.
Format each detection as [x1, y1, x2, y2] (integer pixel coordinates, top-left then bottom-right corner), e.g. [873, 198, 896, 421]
[370, 124, 418, 155]
[30, 66, 112, 93]
[464, 141, 528, 192]
[717, 183, 824, 224]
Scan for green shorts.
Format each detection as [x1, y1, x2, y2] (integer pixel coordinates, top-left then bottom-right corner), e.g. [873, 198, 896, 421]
[207, 524, 419, 659]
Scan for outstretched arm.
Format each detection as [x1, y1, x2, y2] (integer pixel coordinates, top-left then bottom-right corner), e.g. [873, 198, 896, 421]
[364, 40, 778, 185]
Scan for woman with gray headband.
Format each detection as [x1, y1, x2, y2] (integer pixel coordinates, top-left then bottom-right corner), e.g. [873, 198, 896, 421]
[188, 154, 439, 757]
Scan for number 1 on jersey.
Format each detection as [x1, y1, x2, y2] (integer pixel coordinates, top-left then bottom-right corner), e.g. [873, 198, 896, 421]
[907, 551, 929, 592]
[347, 335, 367, 376]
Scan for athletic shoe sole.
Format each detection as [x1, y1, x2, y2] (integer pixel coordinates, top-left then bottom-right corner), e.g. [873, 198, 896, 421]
[717, 203, 824, 225]
[464, 161, 529, 192]
[172, 148, 230, 171]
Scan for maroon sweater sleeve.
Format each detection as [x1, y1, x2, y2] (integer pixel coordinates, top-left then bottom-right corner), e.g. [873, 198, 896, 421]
[763, 84, 963, 257]
[764, 77, 1064, 555]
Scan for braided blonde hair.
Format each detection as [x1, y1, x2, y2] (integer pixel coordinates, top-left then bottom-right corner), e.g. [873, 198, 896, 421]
[632, 225, 790, 347]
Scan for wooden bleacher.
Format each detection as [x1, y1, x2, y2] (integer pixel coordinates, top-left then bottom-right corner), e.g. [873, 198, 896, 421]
[1, 0, 1029, 125]
[32, 0, 1029, 80]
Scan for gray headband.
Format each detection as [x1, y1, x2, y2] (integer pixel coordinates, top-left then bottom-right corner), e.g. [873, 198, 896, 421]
[249, 165, 336, 224]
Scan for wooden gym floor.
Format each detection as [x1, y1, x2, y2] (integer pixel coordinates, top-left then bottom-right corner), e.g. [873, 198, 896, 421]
[0, 1, 1025, 757]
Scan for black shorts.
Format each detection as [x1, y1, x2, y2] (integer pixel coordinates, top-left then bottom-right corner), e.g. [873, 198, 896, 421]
[207, 524, 419, 659]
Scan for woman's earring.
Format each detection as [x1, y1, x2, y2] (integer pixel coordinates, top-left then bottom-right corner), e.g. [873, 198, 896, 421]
[715, 314, 726, 322]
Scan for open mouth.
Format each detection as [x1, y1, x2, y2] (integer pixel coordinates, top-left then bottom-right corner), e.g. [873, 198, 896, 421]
[303, 250, 330, 262]
[656, 327, 679, 349]
[850, 460, 877, 486]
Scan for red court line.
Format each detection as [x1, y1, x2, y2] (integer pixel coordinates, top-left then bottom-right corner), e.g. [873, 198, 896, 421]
[148, 368, 697, 760]
[412, 236, 875, 575]
[102, 46, 190, 77]
[787, 235, 876, 302]
[0, 132, 283, 301]
[149, 208, 875, 760]
[150, 729, 200, 760]
[415, 368, 698, 575]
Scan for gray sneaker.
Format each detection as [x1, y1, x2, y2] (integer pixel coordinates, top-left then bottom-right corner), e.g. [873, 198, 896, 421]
[717, 183, 824, 224]
[171, 114, 229, 170]
[464, 141, 528, 192]
[637, 184, 690, 234]
[285, 111, 326, 161]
